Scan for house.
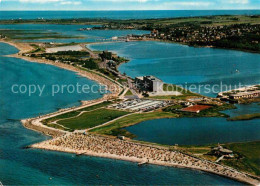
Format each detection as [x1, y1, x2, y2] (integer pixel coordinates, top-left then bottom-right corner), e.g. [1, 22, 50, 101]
[211, 144, 233, 157]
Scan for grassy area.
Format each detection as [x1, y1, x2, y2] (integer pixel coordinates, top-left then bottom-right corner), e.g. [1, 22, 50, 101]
[43, 111, 80, 125]
[1, 15, 260, 26]
[171, 141, 260, 175]
[57, 108, 129, 130]
[78, 101, 112, 112]
[42, 101, 112, 125]
[228, 113, 260, 121]
[125, 90, 133, 96]
[174, 145, 217, 161]
[90, 111, 177, 137]
[222, 141, 260, 176]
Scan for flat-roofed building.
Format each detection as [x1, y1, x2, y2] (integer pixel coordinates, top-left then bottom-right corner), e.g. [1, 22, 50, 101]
[229, 90, 260, 99]
[134, 75, 163, 92]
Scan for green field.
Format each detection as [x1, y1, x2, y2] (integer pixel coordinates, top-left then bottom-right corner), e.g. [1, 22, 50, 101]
[43, 101, 112, 125]
[222, 141, 260, 176]
[90, 111, 177, 136]
[1, 15, 260, 26]
[174, 141, 260, 176]
[78, 101, 112, 112]
[57, 108, 129, 130]
[228, 113, 260, 121]
[125, 90, 133, 96]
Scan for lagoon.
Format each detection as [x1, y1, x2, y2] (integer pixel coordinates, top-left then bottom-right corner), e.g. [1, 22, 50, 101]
[125, 104, 260, 146]
[89, 41, 260, 97]
[125, 116, 260, 146]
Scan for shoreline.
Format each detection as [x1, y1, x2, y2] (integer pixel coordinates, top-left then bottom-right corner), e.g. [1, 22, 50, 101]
[0, 38, 123, 137]
[0, 39, 123, 97]
[30, 133, 260, 185]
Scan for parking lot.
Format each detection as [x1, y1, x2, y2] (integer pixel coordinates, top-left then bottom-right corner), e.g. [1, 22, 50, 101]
[108, 99, 171, 112]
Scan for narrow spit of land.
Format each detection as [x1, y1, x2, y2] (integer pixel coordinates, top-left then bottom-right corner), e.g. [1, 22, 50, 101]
[1, 39, 123, 98]
[31, 133, 259, 185]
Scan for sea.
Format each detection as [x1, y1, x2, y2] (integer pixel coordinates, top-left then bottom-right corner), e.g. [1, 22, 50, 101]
[1, 10, 260, 20]
[0, 10, 260, 185]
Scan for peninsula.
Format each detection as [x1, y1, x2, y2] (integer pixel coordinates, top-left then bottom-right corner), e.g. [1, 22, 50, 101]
[1, 14, 260, 185]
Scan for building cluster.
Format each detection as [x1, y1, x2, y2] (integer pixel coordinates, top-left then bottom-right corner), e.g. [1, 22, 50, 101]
[109, 99, 171, 112]
[229, 90, 260, 100]
[218, 85, 260, 102]
[147, 24, 260, 45]
[125, 24, 259, 48]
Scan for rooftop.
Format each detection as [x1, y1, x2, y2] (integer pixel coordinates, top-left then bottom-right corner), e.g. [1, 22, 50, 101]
[145, 75, 163, 82]
[181, 105, 212, 113]
[230, 90, 260, 97]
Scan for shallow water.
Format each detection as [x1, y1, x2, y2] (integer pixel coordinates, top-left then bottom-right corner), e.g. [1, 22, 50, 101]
[0, 42, 243, 184]
[125, 104, 260, 146]
[125, 116, 260, 146]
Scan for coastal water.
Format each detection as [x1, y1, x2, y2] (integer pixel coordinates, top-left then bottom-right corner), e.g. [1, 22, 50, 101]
[125, 104, 260, 146]
[89, 41, 260, 97]
[90, 41, 260, 145]
[223, 103, 260, 117]
[0, 42, 243, 184]
[1, 10, 260, 20]
[0, 24, 149, 43]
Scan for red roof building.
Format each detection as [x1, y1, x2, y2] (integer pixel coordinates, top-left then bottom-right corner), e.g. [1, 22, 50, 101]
[181, 105, 212, 113]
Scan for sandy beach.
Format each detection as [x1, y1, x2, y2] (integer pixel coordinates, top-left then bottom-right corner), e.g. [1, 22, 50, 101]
[31, 133, 260, 185]
[0, 39, 123, 98]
